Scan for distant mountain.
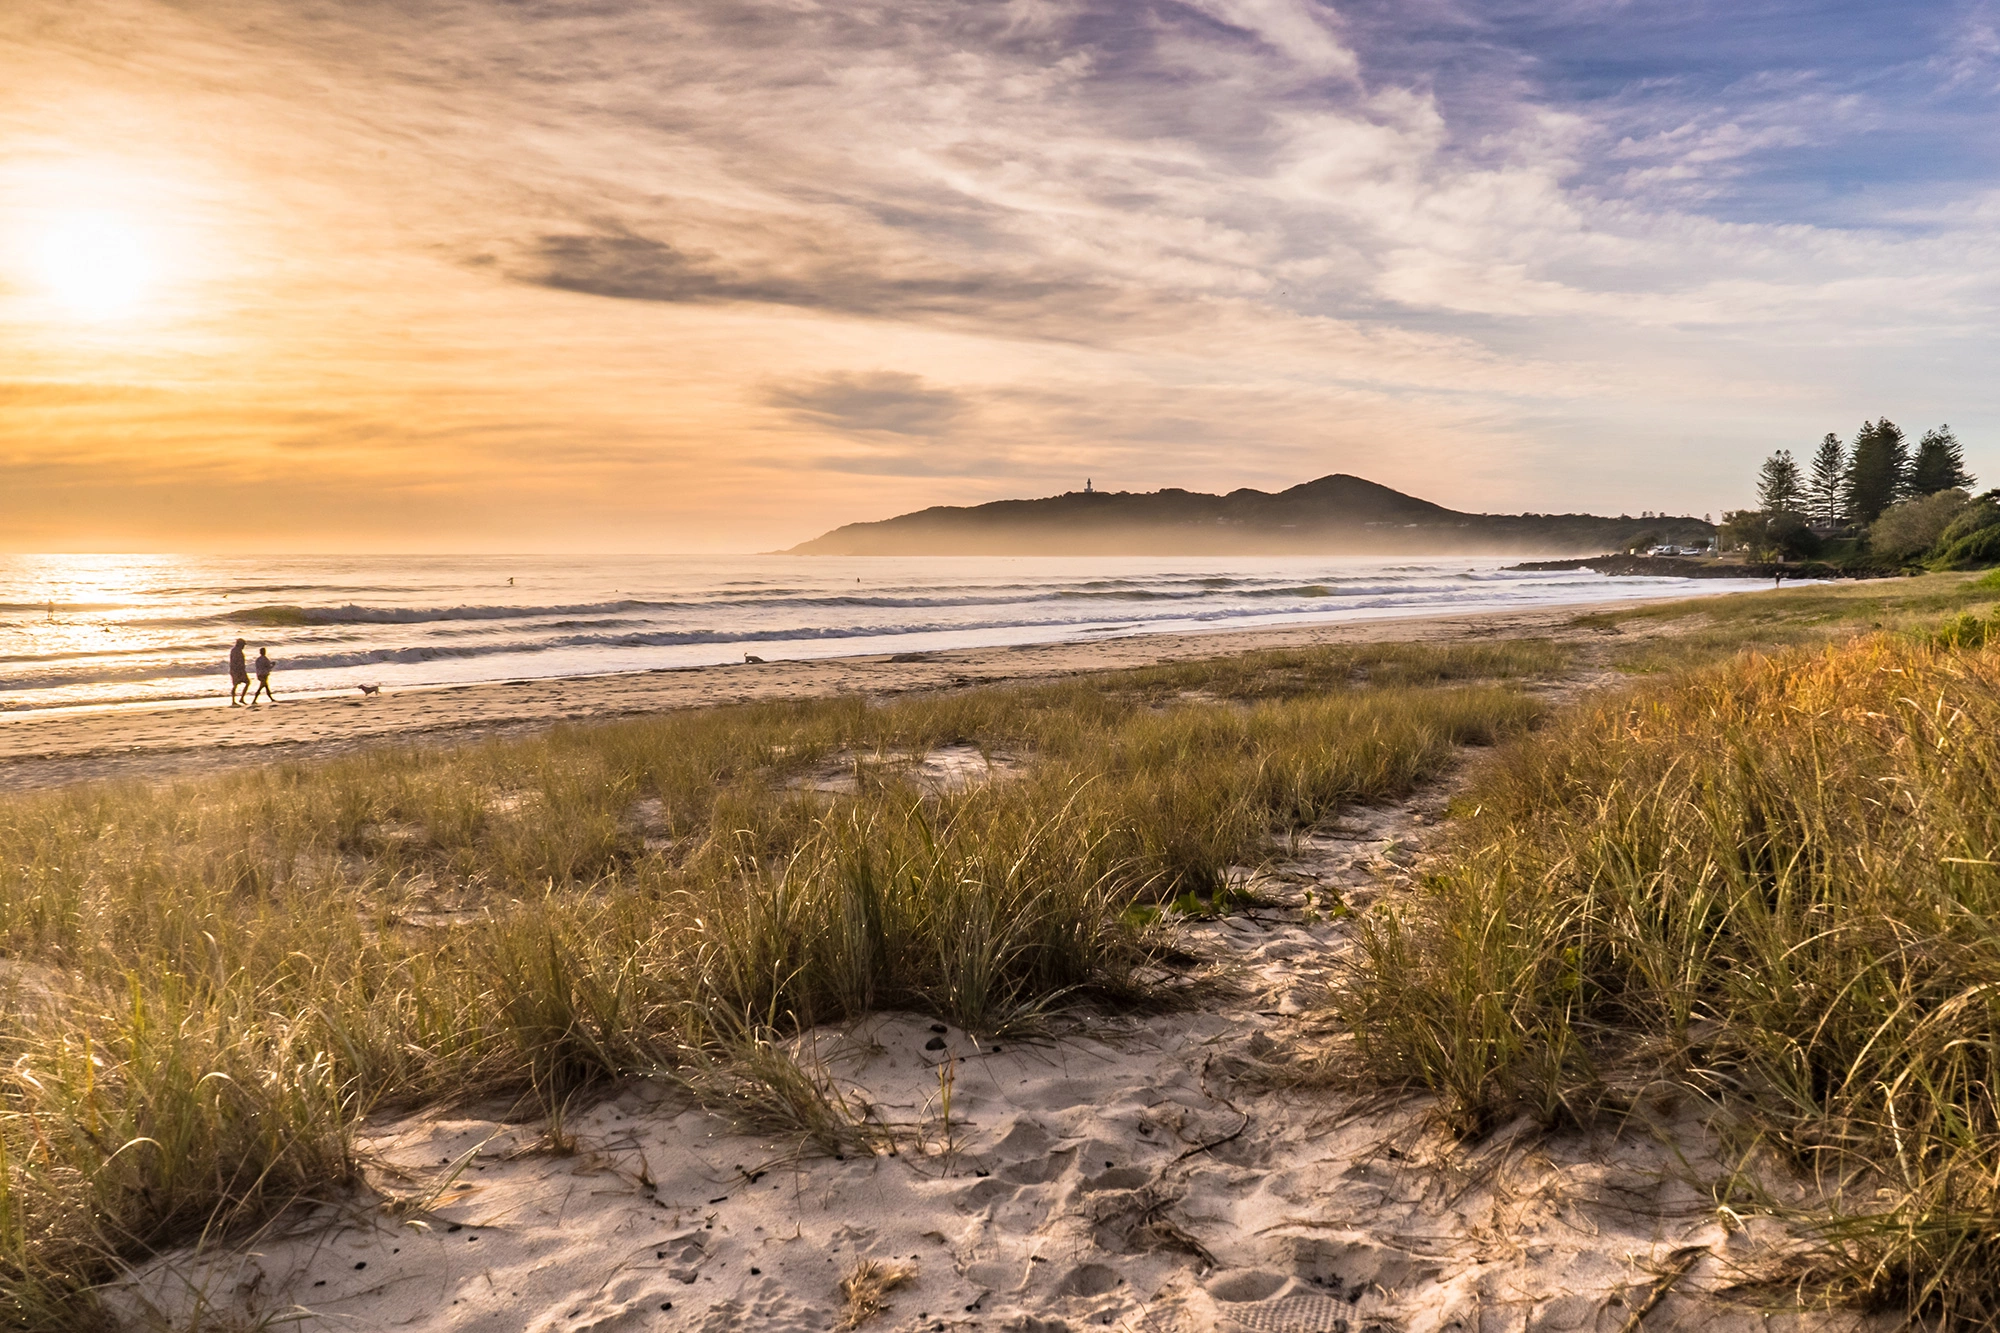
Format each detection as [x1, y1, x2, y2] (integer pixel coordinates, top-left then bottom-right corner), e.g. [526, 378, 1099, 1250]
[786, 474, 1714, 556]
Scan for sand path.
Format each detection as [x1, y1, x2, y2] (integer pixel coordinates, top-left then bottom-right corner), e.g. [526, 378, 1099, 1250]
[110, 778, 1865, 1333]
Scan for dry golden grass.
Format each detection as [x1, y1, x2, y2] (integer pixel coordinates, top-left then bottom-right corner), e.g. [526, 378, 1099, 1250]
[1343, 624, 2000, 1325]
[836, 1257, 919, 1329]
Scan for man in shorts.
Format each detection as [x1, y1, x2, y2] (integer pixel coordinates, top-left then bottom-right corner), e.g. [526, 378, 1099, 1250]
[229, 638, 250, 706]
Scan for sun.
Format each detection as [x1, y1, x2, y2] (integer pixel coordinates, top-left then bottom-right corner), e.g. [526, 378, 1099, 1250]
[32, 209, 155, 319]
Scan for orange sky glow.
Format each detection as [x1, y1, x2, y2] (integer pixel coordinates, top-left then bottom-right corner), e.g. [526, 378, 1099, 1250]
[4, 1, 1997, 553]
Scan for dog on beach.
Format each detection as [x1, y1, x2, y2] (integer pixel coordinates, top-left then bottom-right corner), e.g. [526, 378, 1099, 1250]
[357, 683, 381, 696]
[744, 654, 766, 664]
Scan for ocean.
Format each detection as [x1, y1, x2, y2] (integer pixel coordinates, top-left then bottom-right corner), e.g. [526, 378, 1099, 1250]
[0, 553, 1768, 714]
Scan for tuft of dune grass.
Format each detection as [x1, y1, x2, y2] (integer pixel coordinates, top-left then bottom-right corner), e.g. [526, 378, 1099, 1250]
[838, 1258, 918, 1329]
[1342, 626, 2000, 1325]
[0, 641, 1550, 1329]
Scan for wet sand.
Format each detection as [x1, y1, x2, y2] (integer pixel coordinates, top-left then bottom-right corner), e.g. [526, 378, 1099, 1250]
[0, 601, 1655, 792]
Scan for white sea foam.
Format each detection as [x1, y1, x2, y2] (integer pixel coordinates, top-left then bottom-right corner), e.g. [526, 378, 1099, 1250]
[0, 553, 1765, 713]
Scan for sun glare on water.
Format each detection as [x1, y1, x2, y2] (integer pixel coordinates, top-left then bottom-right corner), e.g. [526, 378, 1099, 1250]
[31, 209, 156, 319]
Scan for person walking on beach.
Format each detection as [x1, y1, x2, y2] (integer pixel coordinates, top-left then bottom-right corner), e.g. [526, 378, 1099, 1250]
[250, 646, 277, 705]
[229, 638, 250, 706]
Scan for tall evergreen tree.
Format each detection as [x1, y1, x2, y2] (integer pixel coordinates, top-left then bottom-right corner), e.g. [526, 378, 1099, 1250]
[1808, 432, 1846, 526]
[1757, 448, 1805, 515]
[1842, 418, 1909, 525]
[1909, 424, 1975, 495]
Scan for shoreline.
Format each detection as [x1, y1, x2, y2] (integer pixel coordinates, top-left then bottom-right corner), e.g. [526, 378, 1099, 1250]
[0, 556, 1768, 716]
[0, 594, 1718, 792]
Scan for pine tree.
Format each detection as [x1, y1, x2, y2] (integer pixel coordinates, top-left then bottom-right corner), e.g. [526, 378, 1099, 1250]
[1808, 432, 1846, 526]
[1757, 448, 1805, 515]
[1909, 424, 1975, 495]
[1842, 418, 1909, 526]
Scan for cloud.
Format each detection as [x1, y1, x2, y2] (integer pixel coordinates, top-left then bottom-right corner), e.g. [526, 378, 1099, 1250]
[764, 372, 966, 438]
[1180, 0, 1360, 80]
[525, 233, 732, 305]
[0, 380, 180, 407]
[1934, 7, 2000, 91]
[517, 229, 1109, 328]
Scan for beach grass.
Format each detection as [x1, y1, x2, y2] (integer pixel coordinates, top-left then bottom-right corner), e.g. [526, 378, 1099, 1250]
[1340, 623, 2000, 1324]
[1574, 569, 2000, 672]
[0, 639, 1554, 1329]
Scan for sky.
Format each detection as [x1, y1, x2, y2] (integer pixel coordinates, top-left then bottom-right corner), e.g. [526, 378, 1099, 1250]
[3, 0, 1999, 553]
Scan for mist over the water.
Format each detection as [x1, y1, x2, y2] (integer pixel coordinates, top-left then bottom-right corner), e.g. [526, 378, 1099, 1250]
[0, 554, 1769, 713]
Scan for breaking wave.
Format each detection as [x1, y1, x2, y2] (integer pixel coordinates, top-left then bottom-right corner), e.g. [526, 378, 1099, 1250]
[0, 553, 1773, 713]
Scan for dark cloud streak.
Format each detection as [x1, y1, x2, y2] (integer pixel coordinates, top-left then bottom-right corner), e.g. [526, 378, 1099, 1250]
[764, 371, 966, 438]
[520, 230, 1106, 326]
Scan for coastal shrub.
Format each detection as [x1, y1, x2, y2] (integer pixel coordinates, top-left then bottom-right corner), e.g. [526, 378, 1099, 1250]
[1719, 507, 1820, 560]
[1869, 488, 1971, 560]
[0, 640, 1552, 1328]
[1923, 610, 2000, 650]
[1932, 522, 2000, 571]
[1936, 493, 2000, 548]
[1342, 631, 2000, 1322]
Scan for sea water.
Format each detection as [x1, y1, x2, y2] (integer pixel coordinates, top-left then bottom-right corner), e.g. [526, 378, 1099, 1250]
[0, 553, 1768, 713]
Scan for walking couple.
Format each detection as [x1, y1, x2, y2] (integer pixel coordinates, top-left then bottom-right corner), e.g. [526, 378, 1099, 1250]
[230, 639, 277, 705]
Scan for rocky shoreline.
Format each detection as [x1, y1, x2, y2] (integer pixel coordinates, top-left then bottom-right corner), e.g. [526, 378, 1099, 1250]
[1510, 553, 1902, 579]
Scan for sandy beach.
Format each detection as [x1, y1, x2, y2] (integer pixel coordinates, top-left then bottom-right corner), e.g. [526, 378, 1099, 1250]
[0, 600, 1657, 792]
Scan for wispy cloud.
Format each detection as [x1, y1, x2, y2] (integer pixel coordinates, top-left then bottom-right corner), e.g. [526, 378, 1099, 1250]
[765, 372, 967, 437]
[515, 229, 1117, 330]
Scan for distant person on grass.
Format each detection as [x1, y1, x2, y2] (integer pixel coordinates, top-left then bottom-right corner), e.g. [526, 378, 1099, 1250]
[250, 647, 277, 705]
[229, 638, 250, 706]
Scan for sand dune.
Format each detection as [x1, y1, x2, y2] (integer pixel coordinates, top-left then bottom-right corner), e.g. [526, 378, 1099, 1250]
[108, 785, 1865, 1333]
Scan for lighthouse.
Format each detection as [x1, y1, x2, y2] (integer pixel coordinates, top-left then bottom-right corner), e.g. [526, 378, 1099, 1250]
[1084, 478, 1093, 494]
